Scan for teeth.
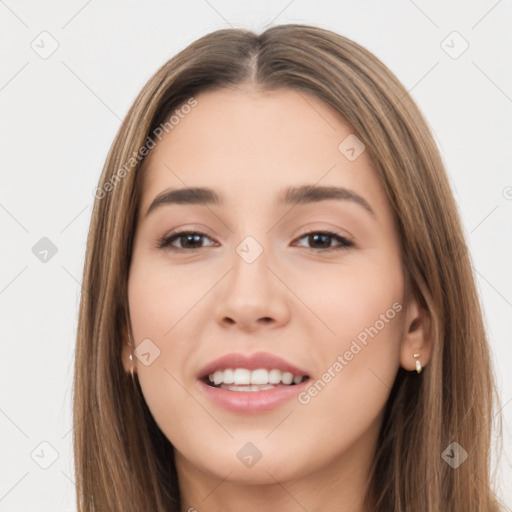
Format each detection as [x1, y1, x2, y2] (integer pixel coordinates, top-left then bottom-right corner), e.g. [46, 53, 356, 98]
[220, 384, 276, 392]
[233, 368, 251, 385]
[268, 369, 281, 384]
[281, 372, 293, 385]
[223, 368, 234, 384]
[207, 368, 306, 387]
[250, 368, 268, 385]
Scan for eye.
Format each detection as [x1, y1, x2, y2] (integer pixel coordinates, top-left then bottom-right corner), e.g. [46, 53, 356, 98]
[157, 231, 216, 250]
[293, 230, 354, 252]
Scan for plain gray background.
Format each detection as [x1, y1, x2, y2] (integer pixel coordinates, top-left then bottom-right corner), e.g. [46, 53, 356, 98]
[0, 1, 511, 510]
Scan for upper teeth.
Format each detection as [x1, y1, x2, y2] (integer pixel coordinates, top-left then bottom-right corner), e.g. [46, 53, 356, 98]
[208, 368, 305, 386]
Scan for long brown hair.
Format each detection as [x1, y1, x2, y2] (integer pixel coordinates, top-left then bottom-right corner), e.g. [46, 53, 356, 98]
[73, 24, 504, 511]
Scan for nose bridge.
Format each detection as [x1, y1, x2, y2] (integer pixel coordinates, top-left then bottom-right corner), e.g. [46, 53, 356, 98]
[214, 230, 290, 329]
[230, 233, 274, 299]
[229, 210, 274, 279]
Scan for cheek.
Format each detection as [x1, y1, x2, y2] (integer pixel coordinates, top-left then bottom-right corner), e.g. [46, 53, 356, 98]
[289, 251, 404, 344]
[304, 260, 403, 382]
[128, 253, 216, 345]
[290, 254, 404, 408]
[127, 260, 201, 432]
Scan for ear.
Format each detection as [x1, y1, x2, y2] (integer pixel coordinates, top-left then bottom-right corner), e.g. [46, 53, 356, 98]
[399, 292, 433, 372]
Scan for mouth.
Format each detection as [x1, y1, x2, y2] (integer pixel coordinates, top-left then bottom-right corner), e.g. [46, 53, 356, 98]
[196, 352, 311, 412]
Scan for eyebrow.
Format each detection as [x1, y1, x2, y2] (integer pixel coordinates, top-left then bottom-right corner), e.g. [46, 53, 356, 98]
[144, 184, 376, 218]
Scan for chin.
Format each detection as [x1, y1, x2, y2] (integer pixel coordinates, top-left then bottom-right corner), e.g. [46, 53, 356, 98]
[188, 441, 311, 485]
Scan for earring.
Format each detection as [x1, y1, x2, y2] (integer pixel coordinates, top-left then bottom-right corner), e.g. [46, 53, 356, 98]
[129, 355, 135, 380]
[413, 353, 422, 374]
[127, 334, 135, 380]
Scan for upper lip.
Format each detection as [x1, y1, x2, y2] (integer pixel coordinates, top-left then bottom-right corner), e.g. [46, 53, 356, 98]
[197, 352, 310, 380]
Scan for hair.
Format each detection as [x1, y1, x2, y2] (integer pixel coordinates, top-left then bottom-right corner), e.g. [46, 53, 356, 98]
[73, 23, 504, 511]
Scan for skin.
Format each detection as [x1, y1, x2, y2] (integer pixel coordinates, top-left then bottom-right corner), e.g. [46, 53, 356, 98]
[123, 85, 432, 512]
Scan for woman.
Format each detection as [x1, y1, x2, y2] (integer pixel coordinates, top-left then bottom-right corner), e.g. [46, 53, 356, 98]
[73, 24, 504, 511]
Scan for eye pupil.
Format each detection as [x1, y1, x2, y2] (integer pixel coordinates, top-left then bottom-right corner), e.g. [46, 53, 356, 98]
[310, 233, 330, 248]
[182, 234, 202, 248]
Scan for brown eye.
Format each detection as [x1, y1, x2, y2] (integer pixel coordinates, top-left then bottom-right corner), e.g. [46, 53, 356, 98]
[158, 231, 215, 250]
[294, 231, 354, 251]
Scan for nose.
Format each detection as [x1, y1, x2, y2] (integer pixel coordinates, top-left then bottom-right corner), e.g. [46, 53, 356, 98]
[214, 244, 291, 332]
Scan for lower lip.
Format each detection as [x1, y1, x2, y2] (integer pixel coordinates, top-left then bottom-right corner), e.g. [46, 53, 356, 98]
[198, 379, 309, 413]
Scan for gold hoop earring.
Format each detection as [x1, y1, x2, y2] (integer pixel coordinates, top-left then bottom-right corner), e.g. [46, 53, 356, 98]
[127, 335, 135, 381]
[413, 352, 422, 374]
[128, 353, 136, 381]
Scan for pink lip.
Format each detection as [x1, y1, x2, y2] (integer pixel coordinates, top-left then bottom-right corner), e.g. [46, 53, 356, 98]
[197, 378, 310, 413]
[197, 351, 309, 379]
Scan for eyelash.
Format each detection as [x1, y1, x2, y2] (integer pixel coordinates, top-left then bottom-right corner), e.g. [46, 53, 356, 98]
[157, 229, 354, 253]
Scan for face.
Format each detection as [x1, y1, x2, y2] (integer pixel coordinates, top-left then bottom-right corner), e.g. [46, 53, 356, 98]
[125, 86, 426, 491]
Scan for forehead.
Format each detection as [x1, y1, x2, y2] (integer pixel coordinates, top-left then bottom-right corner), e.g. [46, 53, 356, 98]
[146, 86, 358, 165]
[139, 86, 388, 220]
